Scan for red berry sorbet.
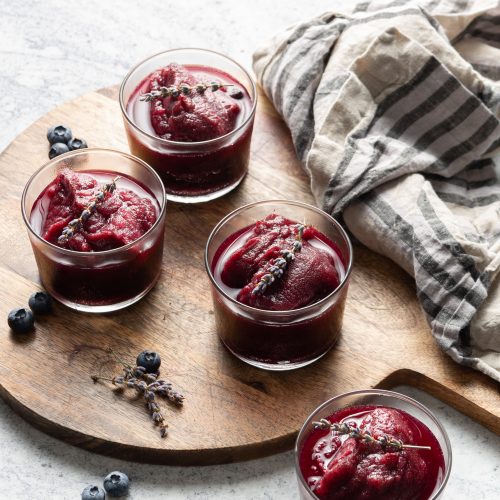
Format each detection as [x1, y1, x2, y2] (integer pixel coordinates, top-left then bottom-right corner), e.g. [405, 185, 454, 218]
[147, 63, 241, 142]
[210, 213, 348, 366]
[35, 168, 158, 251]
[29, 169, 163, 307]
[299, 406, 445, 500]
[216, 213, 343, 311]
[125, 63, 254, 199]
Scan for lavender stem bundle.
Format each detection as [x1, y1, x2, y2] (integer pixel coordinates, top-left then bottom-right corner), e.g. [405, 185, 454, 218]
[252, 224, 305, 296]
[140, 82, 233, 102]
[312, 419, 431, 452]
[58, 176, 120, 244]
[92, 350, 184, 438]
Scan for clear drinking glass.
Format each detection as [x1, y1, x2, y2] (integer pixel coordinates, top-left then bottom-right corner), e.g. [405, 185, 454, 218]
[120, 48, 257, 203]
[295, 389, 452, 499]
[21, 148, 166, 313]
[205, 200, 353, 370]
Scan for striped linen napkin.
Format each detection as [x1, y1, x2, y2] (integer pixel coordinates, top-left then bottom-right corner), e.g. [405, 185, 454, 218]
[253, 0, 500, 382]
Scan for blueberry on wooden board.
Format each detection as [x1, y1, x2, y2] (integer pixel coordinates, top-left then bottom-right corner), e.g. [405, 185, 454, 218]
[28, 291, 53, 314]
[47, 125, 72, 145]
[49, 142, 69, 159]
[136, 350, 161, 373]
[68, 138, 88, 150]
[7, 308, 34, 333]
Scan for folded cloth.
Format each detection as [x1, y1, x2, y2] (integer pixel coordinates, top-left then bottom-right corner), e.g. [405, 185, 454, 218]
[253, 0, 500, 382]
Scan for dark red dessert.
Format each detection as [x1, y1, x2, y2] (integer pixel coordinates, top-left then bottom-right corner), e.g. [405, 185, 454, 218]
[148, 63, 241, 142]
[30, 169, 163, 306]
[38, 168, 157, 251]
[219, 214, 341, 310]
[211, 213, 347, 365]
[125, 63, 254, 198]
[299, 406, 445, 500]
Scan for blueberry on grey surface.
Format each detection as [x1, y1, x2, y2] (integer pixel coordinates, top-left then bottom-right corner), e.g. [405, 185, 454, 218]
[103, 471, 129, 497]
[47, 125, 72, 144]
[136, 350, 161, 373]
[28, 291, 53, 314]
[81, 485, 106, 500]
[229, 88, 244, 99]
[7, 308, 34, 333]
[49, 142, 70, 159]
[68, 138, 88, 150]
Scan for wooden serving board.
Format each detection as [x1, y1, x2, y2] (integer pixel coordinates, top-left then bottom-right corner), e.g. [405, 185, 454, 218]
[0, 86, 498, 465]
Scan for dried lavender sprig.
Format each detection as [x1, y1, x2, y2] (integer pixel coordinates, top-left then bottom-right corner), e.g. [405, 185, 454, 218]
[145, 395, 169, 438]
[91, 350, 184, 438]
[140, 82, 233, 102]
[108, 348, 131, 367]
[252, 224, 305, 296]
[91, 374, 183, 423]
[91, 373, 170, 437]
[58, 176, 120, 244]
[154, 381, 184, 406]
[312, 419, 431, 451]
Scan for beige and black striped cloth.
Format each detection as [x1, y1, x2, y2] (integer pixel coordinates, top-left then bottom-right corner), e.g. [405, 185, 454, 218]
[253, 0, 500, 382]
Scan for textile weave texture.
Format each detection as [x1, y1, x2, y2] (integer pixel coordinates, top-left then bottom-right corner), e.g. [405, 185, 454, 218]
[253, 0, 500, 381]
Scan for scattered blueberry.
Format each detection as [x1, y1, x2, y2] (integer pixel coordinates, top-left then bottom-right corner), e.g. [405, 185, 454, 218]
[28, 291, 53, 314]
[81, 485, 106, 500]
[47, 125, 72, 145]
[49, 142, 70, 159]
[136, 350, 161, 373]
[229, 88, 244, 99]
[7, 308, 34, 334]
[103, 471, 129, 497]
[68, 138, 88, 151]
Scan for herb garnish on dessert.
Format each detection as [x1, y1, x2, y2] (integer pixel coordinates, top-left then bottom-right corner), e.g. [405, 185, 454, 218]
[23, 149, 166, 310]
[130, 62, 248, 142]
[121, 50, 256, 201]
[215, 213, 343, 311]
[300, 405, 445, 500]
[206, 202, 352, 370]
[33, 168, 158, 252]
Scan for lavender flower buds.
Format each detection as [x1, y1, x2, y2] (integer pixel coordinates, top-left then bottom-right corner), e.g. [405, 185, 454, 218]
[91, 350, 184, 438]
[252, 224, 306, 295]
[139, 81, 234, 102]
[57, 176, 120, 245]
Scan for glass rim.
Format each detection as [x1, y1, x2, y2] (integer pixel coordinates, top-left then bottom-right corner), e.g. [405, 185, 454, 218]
[294, 388, 453, 500]
[204, 199, 354, 317]
[21, 147, 167, 257]
[119, 47, 258, 147]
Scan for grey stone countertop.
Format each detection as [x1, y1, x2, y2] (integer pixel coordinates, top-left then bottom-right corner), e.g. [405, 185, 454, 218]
[0, 0, 498, 498]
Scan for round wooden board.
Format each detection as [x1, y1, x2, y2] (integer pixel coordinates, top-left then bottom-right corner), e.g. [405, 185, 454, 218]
[0, 87, 498, 465]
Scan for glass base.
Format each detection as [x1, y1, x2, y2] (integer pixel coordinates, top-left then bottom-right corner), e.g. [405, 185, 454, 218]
[165, 175, 245, 204]
[47, 275, 160, 313]
[222, 341, 333, 371]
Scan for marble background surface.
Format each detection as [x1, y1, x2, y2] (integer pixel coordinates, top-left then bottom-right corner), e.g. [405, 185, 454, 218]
[0, 0, 498, 498]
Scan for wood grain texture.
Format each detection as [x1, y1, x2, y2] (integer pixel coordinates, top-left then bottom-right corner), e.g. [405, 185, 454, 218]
[0, 86, 498, 465]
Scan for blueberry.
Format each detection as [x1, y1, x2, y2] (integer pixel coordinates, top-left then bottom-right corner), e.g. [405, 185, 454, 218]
[103, 471, 129, 497]
[7, 308, 34, 333]
[49, 142, 69, 159]
[47, 125, 72, 144]
[68, 138, 88, 151]
[229, 88, 244, 99]
[136, 350, 161, 373]
[81, 485, 106, 500]
[28, 291, 53, 314]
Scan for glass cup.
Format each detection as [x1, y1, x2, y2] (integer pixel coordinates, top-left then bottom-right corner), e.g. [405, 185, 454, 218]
[295, 389, 452, 500]
[205, 200, 353, 370]
[21, 148, 167, 313]
[119, 48, 257, 203]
